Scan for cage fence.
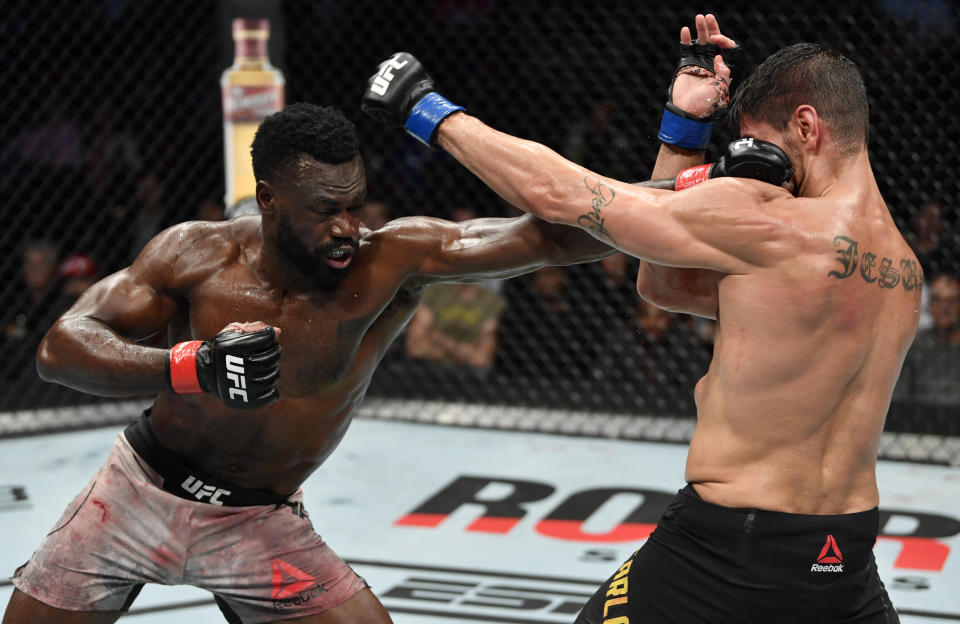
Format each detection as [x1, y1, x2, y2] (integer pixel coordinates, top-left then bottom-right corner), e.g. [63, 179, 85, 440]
[1, 0, 958, 464]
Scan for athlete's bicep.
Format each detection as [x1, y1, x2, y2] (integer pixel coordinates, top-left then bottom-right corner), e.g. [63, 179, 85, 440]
[405, 215, 610, 283]
[64, 232, 185, 339]
[64, 269, 178, 340]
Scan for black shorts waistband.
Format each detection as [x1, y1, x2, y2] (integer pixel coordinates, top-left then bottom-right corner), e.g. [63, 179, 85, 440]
[677, 483, 879, 537]
[663, 484, 881, 577]
[124, 410, 290, 507]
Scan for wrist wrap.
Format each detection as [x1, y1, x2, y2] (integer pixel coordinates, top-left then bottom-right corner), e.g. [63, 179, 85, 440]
[404, 92, 465, 147]
[658, 107, 713, 151]
[659, 38, 742, 150]
[169, 340, 204, 394]
[675, 164, 714, 190]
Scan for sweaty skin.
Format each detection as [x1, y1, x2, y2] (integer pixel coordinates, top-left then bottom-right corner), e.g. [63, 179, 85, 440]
[435, 110, 921, 515]
[36, 155, 613, 496]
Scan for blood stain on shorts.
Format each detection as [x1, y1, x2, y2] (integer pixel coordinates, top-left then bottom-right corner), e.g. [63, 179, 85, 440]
[91, 498, 109, 523]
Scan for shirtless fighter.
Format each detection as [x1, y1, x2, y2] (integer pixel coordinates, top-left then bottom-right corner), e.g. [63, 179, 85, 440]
[2, 105, 625, 622]
[363, 22, 917, 624]
[3, 13, 744, 621]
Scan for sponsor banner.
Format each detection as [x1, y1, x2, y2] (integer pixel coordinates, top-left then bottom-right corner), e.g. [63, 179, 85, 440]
[1, 420, 959, 622]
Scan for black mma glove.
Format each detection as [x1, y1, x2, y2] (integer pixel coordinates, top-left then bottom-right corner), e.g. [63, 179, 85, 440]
[168, 327, 281, 409]
[675, 138, 794, 190]
[361, 52, 464, 148]
[659, 39, 743, 150]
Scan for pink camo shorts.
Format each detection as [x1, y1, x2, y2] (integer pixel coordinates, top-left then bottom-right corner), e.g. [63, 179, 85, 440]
[13, 433, 367, 622]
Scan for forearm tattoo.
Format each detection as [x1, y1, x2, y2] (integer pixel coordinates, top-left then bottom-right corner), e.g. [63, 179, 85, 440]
[827, 235, 921, 290]
[578, 175, 617, 245]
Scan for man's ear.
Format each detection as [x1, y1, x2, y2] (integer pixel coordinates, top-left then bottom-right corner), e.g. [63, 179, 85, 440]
[256, 180, 275, 214]
[793, 104, 821, 151]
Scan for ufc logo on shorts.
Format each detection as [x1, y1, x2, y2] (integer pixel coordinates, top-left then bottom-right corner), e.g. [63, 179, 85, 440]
[369, 56, 409, 95]
[181, 476, 231, 505]
[225, 354, 248, 403]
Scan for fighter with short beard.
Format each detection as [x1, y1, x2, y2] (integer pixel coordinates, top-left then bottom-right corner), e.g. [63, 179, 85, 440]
[5, 16, 734, 618]
[3, 102, 617, 624]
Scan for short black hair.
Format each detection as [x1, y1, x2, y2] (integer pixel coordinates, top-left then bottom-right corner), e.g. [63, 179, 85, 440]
[729, 43, 868, 156]
[251, 102, 360, 182]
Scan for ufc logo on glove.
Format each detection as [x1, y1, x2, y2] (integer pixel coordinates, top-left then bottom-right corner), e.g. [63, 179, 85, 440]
[369, 56, 410, 95]
[225, 355, 248, 403]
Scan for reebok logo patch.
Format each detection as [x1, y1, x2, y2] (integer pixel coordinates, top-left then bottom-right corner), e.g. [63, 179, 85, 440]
[272, 559, 316, 599]
[811, 534, 844, 572]
[272, 559, 326, 610]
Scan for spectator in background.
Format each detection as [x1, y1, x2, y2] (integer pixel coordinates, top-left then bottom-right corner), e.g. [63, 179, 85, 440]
[360, 199, 392, 230]
[592, 251, 640, 323]
[905, 198, 959, 330]
[594, 299, 712, 414]
[196, 198, 225, 222]
[405, 206, 506, 375]
[404, 281, 506, 372]
[2, 241, 66, 384]
[129, 171, 170, 261]
[4, 240, 60, 335]
[58, 253, 99, 301]
[562, 99, 637, 181]
[879, 0, 957, 46]
[928, 274, 960, 345]
[599, 252, 629, 288]
[894, 273, 960, 407]
[907, 198, 958, 277]
[495, 265, 600, 407]
[530, 265, 568, 315]
[12, 97, 84, 170]
[85, 100, 143, 202]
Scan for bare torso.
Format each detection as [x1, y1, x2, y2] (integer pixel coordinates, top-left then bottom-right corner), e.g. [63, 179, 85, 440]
[149, 217, 426, 495]
[86, 209, 611, 496]
[686, 182, 921, 513]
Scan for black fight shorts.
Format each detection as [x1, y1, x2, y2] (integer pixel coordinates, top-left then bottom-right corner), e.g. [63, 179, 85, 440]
[575, 484, 899, 624]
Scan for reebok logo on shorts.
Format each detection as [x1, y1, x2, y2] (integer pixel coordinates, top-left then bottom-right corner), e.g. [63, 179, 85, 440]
[272, 559, 326, 609]
[810, 534, 844, 572]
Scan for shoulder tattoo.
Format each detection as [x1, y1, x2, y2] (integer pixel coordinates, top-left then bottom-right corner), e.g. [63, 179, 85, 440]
[827, 235, 921, 291]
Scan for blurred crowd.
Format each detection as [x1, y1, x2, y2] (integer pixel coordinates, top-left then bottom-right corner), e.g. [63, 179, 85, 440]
[1, 0, 958, 422]
[2, 95, 959, 420]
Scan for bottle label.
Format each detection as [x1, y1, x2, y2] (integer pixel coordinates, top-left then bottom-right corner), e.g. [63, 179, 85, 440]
[222, 85, 284, 123]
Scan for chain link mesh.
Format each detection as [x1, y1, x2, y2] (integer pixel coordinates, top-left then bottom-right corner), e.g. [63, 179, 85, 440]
[2, 1, 958, 462]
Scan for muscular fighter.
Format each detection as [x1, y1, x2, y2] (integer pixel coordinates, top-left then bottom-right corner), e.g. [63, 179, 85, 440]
[363, 19, 917, 624]
[3, 17, 736, 616]
[3, 106, 623, 623]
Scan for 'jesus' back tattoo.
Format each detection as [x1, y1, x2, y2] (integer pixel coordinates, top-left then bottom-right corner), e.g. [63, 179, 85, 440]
[828, 235, 921, 291]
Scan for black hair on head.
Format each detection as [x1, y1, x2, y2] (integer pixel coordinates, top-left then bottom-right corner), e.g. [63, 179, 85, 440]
[251, 102, 360, 182]
[729, 43, 869, 156]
